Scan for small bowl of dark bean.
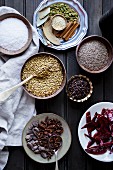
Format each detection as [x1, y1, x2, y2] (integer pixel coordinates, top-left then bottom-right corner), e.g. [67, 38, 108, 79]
[22, 113, 72, 163]
[66, 75, 93, 102]
[76, 35, 113, 73]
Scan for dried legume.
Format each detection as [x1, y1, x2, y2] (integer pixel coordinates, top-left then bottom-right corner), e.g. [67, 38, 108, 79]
[21, 54, 64, 97]
[25, 117, 63, 160]
[67, 75, 91, 100]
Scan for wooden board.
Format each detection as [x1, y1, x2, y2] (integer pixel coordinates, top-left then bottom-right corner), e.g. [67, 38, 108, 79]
[0, 0, 113, 170]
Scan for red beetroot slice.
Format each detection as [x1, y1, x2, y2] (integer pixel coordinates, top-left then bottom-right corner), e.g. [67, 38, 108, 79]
[86, 112, 92, 136]
[85, 146, 107, 155]
[82, 108, 113, 155]
[101, 108, 113, 121]
[81, 112, 98, 134]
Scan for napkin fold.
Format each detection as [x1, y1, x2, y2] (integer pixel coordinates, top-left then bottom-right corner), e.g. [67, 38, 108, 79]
[0, 6, 39, 169]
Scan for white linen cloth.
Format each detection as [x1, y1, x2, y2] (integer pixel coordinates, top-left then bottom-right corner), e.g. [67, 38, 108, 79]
[0, 6, 39, 170]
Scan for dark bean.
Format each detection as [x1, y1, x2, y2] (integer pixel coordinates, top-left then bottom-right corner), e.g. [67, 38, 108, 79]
[32, 145, 39, 151]
[38, 146, 45, 151]
[25, 117, 63, 160]
[40, 121, 47, 126]
[27, 142, 33, 149]
[34, 149, 40, 154]
[25, 135, 31, 140]
[40, 151, 48, 159]
[32, 121, 38, 127]
[32, 129, 38, 137]
[38, 124, 46, 129]
[43, 131, 48, 135]
[33, 127, 39, 132]
[26, 129, 32, 135]
[28, 124, 34, 130]
[32, 135, 37, 140]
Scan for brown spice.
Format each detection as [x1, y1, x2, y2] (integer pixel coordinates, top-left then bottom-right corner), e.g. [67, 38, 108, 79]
[64, 22, 80, 41]
[58, 22, 73, 38]
[63, 21, 77, 39]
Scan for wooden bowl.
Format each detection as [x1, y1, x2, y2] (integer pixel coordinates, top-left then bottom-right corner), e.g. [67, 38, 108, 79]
[76, 35, 113, 73]
[21, 52, 66, 99]
[0, 13, 32, 55]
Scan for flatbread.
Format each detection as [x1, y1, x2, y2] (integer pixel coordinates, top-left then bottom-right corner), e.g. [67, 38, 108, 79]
[43, 20, 60, 45]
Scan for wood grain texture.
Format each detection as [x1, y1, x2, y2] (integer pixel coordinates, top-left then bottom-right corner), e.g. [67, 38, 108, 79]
[0, 0, 5, 6]
[66, 0, 86, 169]
[5, 0, 24, 14]
[84, 0, 102, 35]
[1, 0, 113, 170]
[4, 147, 25, 170]
[103, 0, 113, 104]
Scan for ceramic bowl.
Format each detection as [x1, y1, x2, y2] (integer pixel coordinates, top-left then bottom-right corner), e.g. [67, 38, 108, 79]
[78, 102, 113, 162]
[0, 13, 32, 55]
[51, 14, 67, 31]
[21, 52, 66, 99]
[22, 113, 72, 163]
[76, 35, 113, 73]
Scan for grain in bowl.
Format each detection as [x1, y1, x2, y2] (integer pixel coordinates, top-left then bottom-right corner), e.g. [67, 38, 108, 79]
[76, 35, 113, 73]
[21, 53, 66, 99]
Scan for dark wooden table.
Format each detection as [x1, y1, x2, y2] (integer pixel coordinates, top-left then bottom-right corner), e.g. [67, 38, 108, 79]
[1, 0, 113, 169]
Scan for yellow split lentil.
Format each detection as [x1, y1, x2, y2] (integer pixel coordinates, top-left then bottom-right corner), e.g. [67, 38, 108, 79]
[21, 54, 64, 97]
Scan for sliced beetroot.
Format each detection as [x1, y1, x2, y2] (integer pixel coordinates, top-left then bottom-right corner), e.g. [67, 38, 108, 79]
[82, 108, 113, 155]
[85, 146, 107, 155]
[86, 112, 92, 136]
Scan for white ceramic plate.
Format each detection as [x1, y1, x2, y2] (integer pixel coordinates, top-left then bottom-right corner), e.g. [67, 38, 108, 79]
[33, 0, 88, 50]
[78, 102, 113, 162]
[22, 113, 72, 163]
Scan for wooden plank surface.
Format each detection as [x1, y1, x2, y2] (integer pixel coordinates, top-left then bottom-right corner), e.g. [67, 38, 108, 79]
[0, 0, 113, 170]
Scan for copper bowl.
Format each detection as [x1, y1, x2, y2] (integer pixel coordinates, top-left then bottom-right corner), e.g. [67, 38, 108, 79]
[21, 52, 66, 99]
[66, 75, 93, 102]
[76, 35, 113, 73]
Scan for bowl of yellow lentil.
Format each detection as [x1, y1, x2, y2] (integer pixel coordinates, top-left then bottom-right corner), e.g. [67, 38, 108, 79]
[21, 52, 66, 99]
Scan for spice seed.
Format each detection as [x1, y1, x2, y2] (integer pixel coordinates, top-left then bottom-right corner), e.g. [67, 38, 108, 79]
[78, 40, 109, 71]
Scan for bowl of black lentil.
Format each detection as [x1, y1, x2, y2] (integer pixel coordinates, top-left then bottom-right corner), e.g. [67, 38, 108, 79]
[21, 52, 66, 99]
[76, 35, 113, 73]
[66, 75, 93, 102]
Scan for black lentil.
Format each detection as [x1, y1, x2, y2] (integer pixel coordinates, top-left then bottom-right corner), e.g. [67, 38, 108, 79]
[67, 76, 90, 100]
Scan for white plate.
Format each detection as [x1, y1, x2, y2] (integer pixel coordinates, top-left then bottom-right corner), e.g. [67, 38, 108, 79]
[78, 102, 113, 162]
[33, 0, 88, 50]
[22, 113, 72, 163]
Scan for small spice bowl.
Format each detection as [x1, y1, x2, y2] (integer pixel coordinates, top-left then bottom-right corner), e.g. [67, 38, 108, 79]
[51, 14, 67, 31]
[76, 35, 113, 73]
[21, 52, 66, 99]
[66, 75, 93, 102]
